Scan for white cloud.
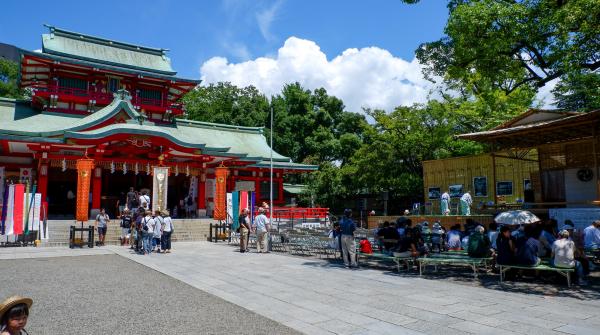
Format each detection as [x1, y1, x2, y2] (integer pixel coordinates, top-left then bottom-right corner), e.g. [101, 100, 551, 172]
[256, 0, 284, 41]
[200, 36, 435, 113]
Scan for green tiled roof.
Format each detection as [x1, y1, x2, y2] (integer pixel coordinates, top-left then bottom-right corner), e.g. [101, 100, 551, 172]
[42, 26, 176, 76]
[0, 91, 317, 171]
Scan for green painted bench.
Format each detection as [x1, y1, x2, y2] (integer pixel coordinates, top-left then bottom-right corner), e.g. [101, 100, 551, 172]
[498, 263, 575, 287]
[356, 251, 414, 272]
[418, 255, 492, 278]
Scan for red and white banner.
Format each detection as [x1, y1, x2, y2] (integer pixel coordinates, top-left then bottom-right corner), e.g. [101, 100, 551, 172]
[19, 168, 32, 185]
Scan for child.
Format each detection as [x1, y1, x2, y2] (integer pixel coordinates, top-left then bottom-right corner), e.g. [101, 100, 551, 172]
[0, 295, 33, 335]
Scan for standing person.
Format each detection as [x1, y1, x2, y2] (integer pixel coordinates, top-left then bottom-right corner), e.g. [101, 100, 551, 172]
[460, 191, 473, 216]
[141, 210, 154, 255]
[161, 210, 173, 253]
[94, 208, 110, 246]
[126, 187, 137, 210]
[134, 207, 145, 253]
[239, 208, 250, 253]
[185, 194, 194, 219]
[340, 209, 357, 268]
[139, 191, 150, 211]
[253, 208, 270, 253]
[0, 295, 33, 335]
[440, 190, 450, 215]
[153, 210, 163, 253]
[120, 209, 132, 246]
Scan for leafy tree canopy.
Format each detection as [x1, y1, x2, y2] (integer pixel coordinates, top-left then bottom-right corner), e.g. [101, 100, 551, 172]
[0, 59, 25, 99]
[412, 0, 600, 110]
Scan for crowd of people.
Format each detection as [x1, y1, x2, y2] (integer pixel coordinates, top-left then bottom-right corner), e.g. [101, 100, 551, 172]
[351, 216, 600, 285]
[94, 186, 174, 254]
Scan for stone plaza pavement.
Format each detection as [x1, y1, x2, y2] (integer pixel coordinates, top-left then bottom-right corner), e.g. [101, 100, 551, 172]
[102, 242, 600, 335]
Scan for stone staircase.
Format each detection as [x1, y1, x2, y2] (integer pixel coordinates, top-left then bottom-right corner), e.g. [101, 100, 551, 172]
[39, 218, 214, 247]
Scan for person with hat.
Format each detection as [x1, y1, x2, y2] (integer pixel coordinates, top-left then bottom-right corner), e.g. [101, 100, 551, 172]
[340, 209, 357, 268]
[120, 209, 133, 246]
[161, 210, 174, 253]
[0, 295, 32, 335]
[552, 229, 588, 285]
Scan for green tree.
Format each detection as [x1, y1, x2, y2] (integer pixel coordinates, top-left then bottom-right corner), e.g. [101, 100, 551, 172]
[182, 82, 270, 127]
[413, 0, 600, 108]
[553, 71, 600, 112]
[0, 59, 24, 99]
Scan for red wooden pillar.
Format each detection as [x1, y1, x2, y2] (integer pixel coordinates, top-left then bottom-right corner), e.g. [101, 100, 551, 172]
[37, 163, 49, 202]
[198, 175, 206, 210]
[92, 166, 102, 210]
[278, 176, 284, 204]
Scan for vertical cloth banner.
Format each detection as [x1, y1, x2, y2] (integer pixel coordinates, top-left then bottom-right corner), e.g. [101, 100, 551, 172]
[250, 191, 255, 225]
[213, 166, 228, 220]
[25, 184, 36, 234]
[4, 184, 15, 235]
[39, 202, 49, 240]
[13, 184, 24, 235]
[240, 191, 248, 212]
[152, 166, 169, 213]
[0, 167, 5, 203]
[76, 159, 94, 222]
[232, 191, 239, 230]
[31, 193, 41, 231]
[1, 181, 7, 234]
[226, 193, 233, 223]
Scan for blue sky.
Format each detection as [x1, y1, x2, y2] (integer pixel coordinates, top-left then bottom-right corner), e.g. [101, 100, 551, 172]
[0, 1, 555, 112]
[0, 0, 448, 78]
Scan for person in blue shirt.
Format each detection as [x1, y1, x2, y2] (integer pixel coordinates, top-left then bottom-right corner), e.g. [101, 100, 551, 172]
[340, 209, 357, 268]
[515, 224, 541, 266]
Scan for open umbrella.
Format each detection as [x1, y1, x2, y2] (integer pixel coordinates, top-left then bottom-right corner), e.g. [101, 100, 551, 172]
[494, 210, 540, 225]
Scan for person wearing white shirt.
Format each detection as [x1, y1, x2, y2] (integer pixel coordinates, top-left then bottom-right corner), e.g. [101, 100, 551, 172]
[141, 211, 154, 255]
[552, 230, 587, 285]
[161, 211, 174, 253]
[139, 191, 150, 210]
[583, 220, 600, 249]
[460, 191, 473, 216]
[253, 208, 270, 253]
[153, 210, 163, 253]
[440, 191, 450, 215]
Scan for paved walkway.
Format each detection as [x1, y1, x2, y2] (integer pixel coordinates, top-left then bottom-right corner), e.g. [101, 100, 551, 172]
[0, 253, 299, 335]
[106, 242, 600, 335]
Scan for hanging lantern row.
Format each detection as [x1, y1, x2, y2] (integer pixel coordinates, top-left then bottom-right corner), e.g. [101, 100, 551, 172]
[49, 159, 203, 176]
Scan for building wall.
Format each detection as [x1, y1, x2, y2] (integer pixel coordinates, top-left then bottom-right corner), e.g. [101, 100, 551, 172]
[422, 152, 539, 209]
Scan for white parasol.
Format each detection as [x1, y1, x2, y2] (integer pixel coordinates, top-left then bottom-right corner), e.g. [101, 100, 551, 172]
[494, 210, 540, 225]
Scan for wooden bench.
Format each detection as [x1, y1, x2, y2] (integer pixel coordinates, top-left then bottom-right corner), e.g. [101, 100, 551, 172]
[498, 263, 575, 287]
[418, 255, 492, 278]
[356, 251, 413, 272]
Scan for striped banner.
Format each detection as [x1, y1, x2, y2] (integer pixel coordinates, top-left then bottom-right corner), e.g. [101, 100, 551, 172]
[31, 193, 41, 231]
[13, 184, 24, 235]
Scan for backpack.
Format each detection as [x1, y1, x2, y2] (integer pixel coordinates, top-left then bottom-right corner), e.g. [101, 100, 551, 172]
[359, 239, 373, 254]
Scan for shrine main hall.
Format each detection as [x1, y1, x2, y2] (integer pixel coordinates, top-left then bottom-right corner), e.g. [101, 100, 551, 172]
[0, 26, 316, 219]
